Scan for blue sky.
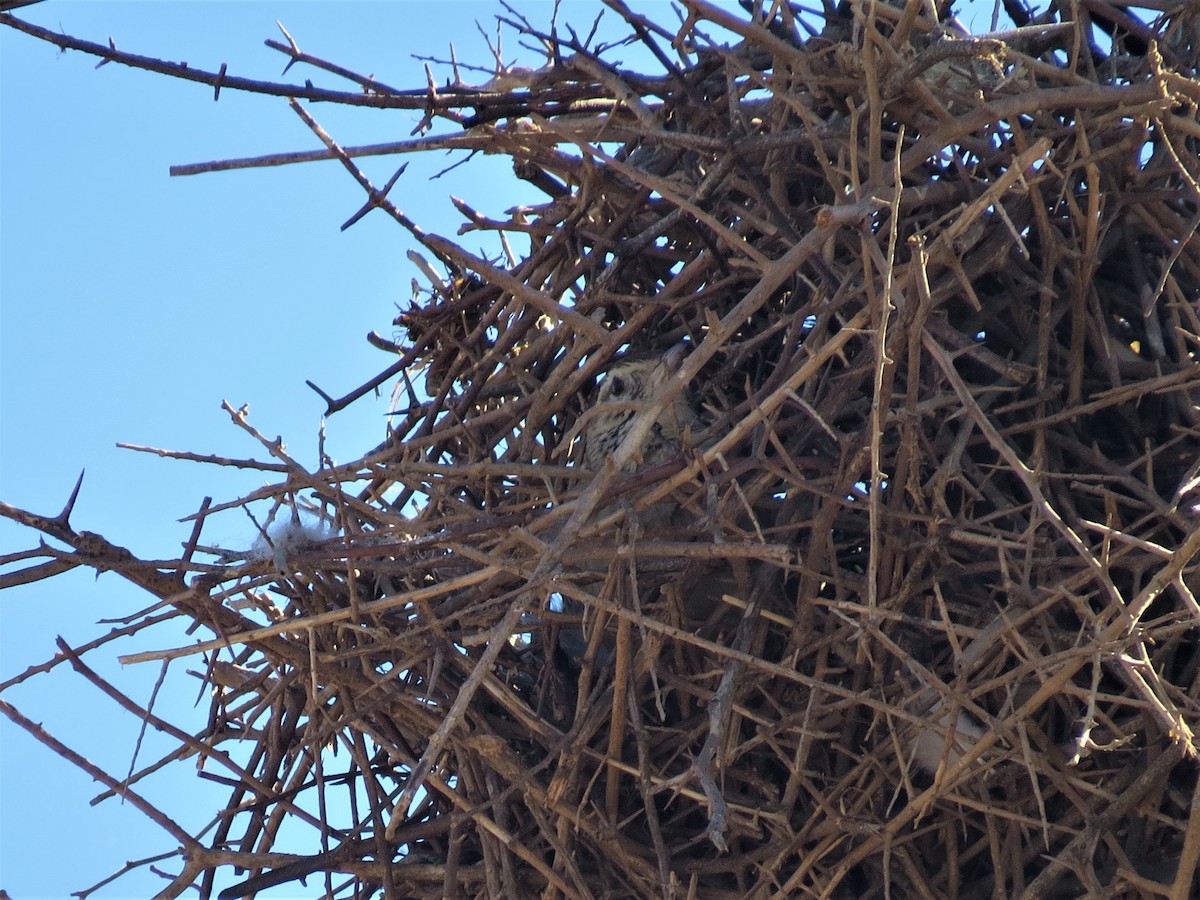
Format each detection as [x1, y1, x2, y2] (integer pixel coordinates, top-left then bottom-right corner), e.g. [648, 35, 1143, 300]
[0, 3, 626, 896]
[0, 1, 1014, 896]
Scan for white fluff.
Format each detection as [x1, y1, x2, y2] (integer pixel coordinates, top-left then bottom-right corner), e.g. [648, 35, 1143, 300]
[248, 519, 334, 570]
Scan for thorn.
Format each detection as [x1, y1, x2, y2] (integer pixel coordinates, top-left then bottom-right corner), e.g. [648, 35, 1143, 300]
[340, 169, 404, 231]
[305, 379, 336, 411]
[449, 42, 463, 87]
[382, 163, 408, 194]
[180, 497, 212, 564]
[95, 36, 115, 68]
[340, 199, 374, 232]
[399, 369, 421, 408]
[56, 470, 85, 526]
[213, 62, 227, 101]
[276, 19, 301, 76]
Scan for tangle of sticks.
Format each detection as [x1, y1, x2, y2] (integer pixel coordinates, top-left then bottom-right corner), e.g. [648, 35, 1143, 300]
[5, 2, 1200, 897]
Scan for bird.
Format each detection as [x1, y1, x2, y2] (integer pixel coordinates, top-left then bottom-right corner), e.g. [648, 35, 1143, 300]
[555, 345, 706, 671]
[572, 344, 739, 623]
[579, 348, 776, 623]
[581, 344, 700, 478]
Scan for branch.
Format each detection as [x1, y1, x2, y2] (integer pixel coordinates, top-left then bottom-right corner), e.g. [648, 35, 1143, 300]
[0, 698, 200, 849]
[0, 12, 427, 108]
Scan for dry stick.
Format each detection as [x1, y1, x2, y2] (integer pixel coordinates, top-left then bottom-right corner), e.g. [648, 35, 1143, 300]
[0, 607, 182, 694]
[290, 98, 607, 348]
[678, 0, 809, 67]
[179, 495, 212, 567]
[56, 639, 326, 830]
[216, 832, 408, 900]
[0, 12, 426, 108]
[170, 118, 851, 179]
[926, 336, 1198, 749]
[1172, 771, 1200, 900]
[693, 584, 753, 851]
[999, 366, 1200, 437]
[805, 409, 1200, 893]
[263, 31, 405, 96]
[0, 699, 199, 850]
[120, 566, 496, 664]
[903, 80, 1168, 178]
[624, 684, 673, 898]
[536, 114, 772, 268]
[171, 124, 589, 177]
[306, 349, 420, 416]
[923, 337, 1128, 619]
[0, 556, 79, 588]
[866, 122, 906, 615]
[606, 609, 633, 827]
[216, 401, 382, 524]
[924, 136, 1054, 268]
[567, 51, 659, 128]
[384, 592, 534, 839]
[117, 442, 290, 473]
[418, 231, 610, 345]
[1019, 743, 1187, 900]
[5, 5, 633, 129]
[861, 0, 885, 188]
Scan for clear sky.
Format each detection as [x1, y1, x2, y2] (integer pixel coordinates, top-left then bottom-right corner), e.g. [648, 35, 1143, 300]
[0, 2, 625, 896]
[1, 1, 1010, 897]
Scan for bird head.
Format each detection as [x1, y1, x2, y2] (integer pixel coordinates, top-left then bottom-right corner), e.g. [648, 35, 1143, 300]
[582, 344, 698, 471]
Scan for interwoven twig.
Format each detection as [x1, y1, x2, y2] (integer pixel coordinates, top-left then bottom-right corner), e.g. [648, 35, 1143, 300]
[5, 1, 1200, 897]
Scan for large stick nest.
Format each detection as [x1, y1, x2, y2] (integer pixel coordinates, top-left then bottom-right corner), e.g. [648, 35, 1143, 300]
[6, 1, 1200, 897]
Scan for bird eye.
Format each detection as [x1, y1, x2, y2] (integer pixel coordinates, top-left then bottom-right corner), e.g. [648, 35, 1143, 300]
[609, 376, 626, 397]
